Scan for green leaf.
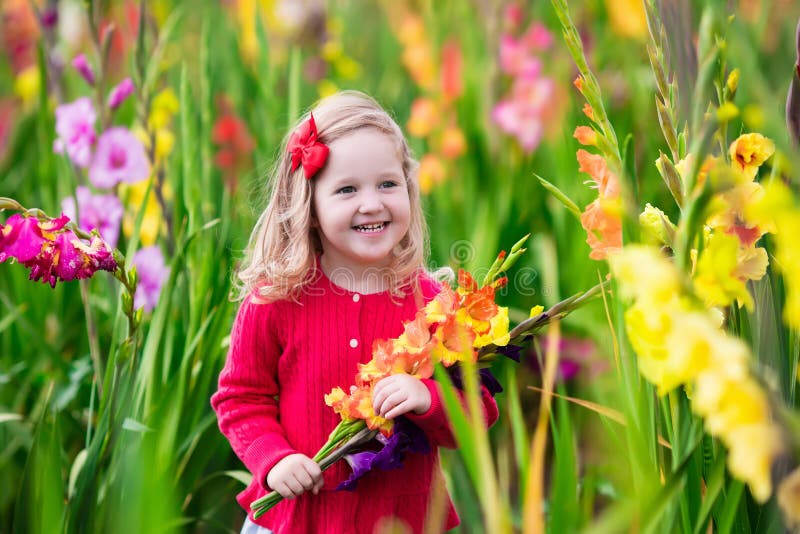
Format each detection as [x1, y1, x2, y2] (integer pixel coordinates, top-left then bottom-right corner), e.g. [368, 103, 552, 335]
[534, 173, 583, 221]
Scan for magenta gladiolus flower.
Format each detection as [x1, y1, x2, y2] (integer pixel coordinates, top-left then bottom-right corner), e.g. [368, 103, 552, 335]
[62, 186, 124, 248]
[53, 97, 97, 168]
[89, 127, 150, 188]
[107, 78, 134, 110]
[0, 213, 116, 288]
[0, 213, 46, 263]
[132, 246, 169, 312]
[72, 54, 95, 85]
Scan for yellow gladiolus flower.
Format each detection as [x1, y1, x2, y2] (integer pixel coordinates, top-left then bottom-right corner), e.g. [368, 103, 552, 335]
[149, 88, 180, 130]
[729, 133, 775, 181]
[473, 307, 510, 348]
[725, 424, 782, 503]
[610, 245, 681, 304]
[14, 65, 40, 108]
[693, 231, 753, 309]
[639, 203, 675, 247]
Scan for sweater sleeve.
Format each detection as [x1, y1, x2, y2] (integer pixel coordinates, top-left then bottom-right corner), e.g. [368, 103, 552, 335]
[404, 378, 499, 449]
[210, 295, 299, 490]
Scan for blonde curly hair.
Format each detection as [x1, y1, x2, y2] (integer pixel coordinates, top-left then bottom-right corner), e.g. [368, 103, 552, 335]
[235, 91, 428, 302]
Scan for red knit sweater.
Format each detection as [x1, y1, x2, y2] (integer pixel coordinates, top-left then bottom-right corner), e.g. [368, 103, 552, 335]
[211, 267, 499, 533]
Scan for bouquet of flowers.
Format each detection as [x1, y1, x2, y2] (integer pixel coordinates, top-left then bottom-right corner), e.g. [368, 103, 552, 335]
[251, 234, 604, 517]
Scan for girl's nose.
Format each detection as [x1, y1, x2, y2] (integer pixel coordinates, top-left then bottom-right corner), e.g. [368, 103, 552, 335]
[358, 193, 383, 213]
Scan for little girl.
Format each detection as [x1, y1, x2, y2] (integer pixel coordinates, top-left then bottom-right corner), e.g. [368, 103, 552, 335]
[212, 91, 499, 534]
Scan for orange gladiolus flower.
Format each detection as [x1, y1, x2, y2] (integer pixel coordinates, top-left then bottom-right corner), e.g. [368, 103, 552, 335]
[573, 125, 597, 146]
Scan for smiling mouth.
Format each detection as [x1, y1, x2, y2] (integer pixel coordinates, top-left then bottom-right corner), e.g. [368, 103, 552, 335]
[353, 222, 388, 233]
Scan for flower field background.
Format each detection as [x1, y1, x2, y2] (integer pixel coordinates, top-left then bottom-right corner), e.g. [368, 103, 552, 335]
[2, 0, 800, 532]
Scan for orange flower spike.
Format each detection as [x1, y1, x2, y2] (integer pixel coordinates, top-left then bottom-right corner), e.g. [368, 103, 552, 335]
[424, 284, 458, 323]
[582, 103, 595, 121]
[574, 125, 598, 146]
[464, 286, 499, 322]
[493, 276, 508, 289]
[573, 76, 584, 91]
[324, 387, 348, 415]
[458, 269, 478, 292]
[397, 310, 434, 352]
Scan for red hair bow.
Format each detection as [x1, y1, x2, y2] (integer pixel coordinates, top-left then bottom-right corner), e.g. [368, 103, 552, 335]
[287, 113, 329, 179]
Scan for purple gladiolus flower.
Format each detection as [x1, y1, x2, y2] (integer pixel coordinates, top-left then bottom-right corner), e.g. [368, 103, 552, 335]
[71, 54, 95, 85]
[132, 246, 169, 312]
[89, 127, 150, 188]
[107, 78, 134, 110]
[446, 366, 504, 396]
[337, 418, 430, 491]
[62, 186, 124, 248]
[53, 97, 96, 168]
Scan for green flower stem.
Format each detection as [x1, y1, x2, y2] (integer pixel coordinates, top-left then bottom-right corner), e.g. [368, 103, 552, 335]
[79, 279, 104, 399]
[477, 280, 608, 361]
[251, 424, 377, 519]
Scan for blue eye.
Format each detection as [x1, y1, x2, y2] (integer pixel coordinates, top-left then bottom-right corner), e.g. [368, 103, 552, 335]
[336, 186, 356, 194]
[380, 180, 399, 189]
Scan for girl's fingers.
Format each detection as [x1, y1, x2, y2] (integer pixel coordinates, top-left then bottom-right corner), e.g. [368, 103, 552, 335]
[294, 470, 314, 491]
[385, 399, 412, 420]
[379, 390, 408, 417]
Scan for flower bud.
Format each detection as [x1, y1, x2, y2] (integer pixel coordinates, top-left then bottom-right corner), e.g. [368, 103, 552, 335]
[71, 54, 95, 85]
[725, 68, 740, 96]
[107, 78, 135, 110]
[639, 203, 676, 247]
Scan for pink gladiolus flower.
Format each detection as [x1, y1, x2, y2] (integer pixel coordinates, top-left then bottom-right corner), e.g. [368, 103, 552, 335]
[492, 73, 555, 153]
[523, 22, 554, 51]
[89, 127, 150, 188]
[71, 54, 95, 85]
[107, 77, 134, 110]
[53, 97, 97, 168]
[62, 186, 124, 248]
[499, 35, 542, 77]
[132, 246, 169, 312]
[0, 213, 46, 262]
[0, 213, 116, 288]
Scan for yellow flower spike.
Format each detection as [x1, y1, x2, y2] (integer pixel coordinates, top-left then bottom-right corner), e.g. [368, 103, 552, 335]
[693, 230, 753, 309]
[317, 80, 339, 99]
[321, 40, 343, 61]
[726, 68, 740, 94]
[742, 105, 765, 130]
[120, 180, 163, 246]
[603, 0, 647, 39]
[733, 245, 768, 281]
[14, 66, 40, 108]
[149, 88, 180, 130]
[729, 133, 775, 181]
[716, 102, 739, 122]
[725, 424, 782, 503]
[154, 128, 175, 160]
[474, 307, 510, 348]
[529, 305, 544, 318]
[744, 178, 793, 232]
[639, 203, 676, 247]
[334, 56, 362, 80]
[610, 245, 681, 304]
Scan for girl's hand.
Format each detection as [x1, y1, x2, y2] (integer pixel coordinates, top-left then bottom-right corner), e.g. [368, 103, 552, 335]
[372, 374, 431, 419]
[266, 453, 323, 499]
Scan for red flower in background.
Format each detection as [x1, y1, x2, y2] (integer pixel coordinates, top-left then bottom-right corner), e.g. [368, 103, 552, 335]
[212, 96, 255, 193]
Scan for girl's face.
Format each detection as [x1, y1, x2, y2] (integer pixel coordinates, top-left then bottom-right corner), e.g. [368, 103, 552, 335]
[312, 128, 411, 274]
